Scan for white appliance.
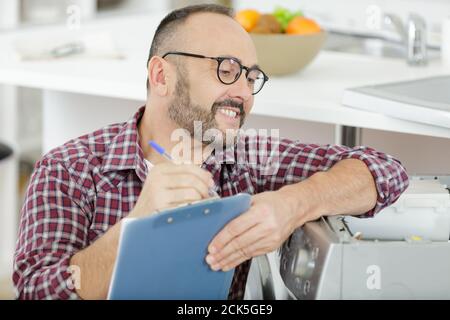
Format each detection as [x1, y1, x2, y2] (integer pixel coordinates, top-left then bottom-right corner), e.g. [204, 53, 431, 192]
[247, 176, 450, 299]
[345, 177, 450, 241]
[244, 251, 289, 300]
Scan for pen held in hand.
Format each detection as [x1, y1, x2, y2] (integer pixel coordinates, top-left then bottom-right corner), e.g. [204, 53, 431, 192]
[148, 140, 173, 161]
[148, 140, 220, 198]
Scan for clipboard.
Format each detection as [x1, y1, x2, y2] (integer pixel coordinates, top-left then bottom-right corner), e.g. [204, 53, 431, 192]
[107, 193, 252, 300]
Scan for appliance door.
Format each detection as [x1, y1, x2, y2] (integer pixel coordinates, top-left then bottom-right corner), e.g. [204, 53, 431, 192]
[244, 252, 290, 300]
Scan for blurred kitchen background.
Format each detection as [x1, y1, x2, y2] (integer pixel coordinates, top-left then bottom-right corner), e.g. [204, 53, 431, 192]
[1, 0, 450, 299]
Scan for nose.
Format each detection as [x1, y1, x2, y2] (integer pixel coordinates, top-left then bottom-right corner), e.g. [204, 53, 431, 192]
[227, 71, 253, 102]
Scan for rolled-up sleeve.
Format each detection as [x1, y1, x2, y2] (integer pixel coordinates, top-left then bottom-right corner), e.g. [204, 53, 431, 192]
[13, 159, 89, 299]
[318, 145, 409, 217]
[259, 138, 409, 217]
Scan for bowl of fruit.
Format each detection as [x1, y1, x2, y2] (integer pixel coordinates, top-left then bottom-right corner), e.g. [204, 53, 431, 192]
[235, 7, 326, 76]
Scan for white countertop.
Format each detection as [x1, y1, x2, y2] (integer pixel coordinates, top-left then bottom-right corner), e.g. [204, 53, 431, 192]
[1, 12, 450, 138]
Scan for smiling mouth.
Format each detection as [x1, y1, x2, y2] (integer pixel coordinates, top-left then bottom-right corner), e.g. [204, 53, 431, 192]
[217, 107, 241, 119]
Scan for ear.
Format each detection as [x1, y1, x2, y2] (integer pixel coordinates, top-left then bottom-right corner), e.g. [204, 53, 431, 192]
[148, 56, 171, 96]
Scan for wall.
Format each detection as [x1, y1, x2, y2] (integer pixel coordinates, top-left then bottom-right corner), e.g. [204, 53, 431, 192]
[243, 114, 335, 145]
[362, 128, 450, 175]
[245, 117, 450, 175]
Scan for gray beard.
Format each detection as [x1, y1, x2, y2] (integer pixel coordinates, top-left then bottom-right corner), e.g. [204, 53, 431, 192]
[167, 71, 246, 148]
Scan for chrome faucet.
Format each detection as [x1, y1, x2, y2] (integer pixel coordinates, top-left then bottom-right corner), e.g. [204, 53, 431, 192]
[407, 13, 427, 65]
[383, 12, 428, 65]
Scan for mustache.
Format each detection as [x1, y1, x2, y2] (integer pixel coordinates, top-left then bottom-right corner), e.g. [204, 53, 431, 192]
[212, 99, 245, 115]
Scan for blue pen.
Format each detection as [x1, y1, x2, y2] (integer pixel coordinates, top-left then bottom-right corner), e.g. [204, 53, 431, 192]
[148, 140, 220, 198]
[148, 140, 173, 161]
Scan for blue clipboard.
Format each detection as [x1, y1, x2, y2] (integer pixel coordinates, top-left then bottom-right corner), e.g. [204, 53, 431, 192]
[107, 193, 252, 300]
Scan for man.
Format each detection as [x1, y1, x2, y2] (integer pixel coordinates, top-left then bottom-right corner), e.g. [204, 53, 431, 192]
[13, 4, 409, 300]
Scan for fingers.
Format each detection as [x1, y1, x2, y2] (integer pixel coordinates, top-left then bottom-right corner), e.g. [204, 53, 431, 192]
[216, 243, 268, 272]
[160, 163, 213, 186]
[134, 162, 216, 218]
[153, 163, 215, 205]
[207, 225, 270, 271]
[166, 187, 204, 205]
[165, 174, 212, 198]
[208, 207, 259, 254]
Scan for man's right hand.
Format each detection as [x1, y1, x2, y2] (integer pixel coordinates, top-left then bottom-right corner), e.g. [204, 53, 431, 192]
[129, 162, 215, 218]
[71, 162, 214, 299]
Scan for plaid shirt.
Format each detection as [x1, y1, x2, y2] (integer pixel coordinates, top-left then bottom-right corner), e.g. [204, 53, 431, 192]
[13, 106, 409, 300]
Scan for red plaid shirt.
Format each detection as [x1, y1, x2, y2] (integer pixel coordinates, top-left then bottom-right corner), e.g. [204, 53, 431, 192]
[13, 106, 409, 300]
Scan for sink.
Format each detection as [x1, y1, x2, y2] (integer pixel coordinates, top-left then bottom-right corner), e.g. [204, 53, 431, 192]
[323, 32, 440, 60]
[342, 75, 450, 129]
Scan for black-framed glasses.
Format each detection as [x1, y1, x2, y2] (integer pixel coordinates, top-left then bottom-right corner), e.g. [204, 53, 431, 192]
[162, 51, 269, 95]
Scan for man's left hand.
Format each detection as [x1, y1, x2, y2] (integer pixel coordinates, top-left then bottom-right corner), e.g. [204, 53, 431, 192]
[205, 190, 302, 271]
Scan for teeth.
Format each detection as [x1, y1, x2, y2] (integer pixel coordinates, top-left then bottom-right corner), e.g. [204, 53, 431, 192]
[219, 108, 238, 118]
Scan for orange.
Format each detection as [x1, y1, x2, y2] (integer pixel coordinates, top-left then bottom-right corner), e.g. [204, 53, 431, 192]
[285, 16, 321, 35]
[235, 9, 261, 32]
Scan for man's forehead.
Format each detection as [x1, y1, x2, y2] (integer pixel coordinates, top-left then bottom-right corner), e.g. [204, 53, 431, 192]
[180, 12, 257, 65]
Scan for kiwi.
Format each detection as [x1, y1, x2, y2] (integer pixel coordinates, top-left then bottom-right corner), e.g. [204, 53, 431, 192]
[251, 14, 282, 34]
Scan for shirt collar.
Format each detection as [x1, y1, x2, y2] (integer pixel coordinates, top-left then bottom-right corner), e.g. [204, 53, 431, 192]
[100, 106, 148, 182]
[202, 142, 239, 178]
[204, 131, 250, 167]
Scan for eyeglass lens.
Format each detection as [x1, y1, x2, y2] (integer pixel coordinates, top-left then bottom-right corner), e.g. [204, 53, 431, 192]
[218, 58, 265, 94]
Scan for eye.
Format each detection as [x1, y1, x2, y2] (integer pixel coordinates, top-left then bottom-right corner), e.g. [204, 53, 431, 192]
[247, 70, 263, 84]
[219, 69, 232, 76]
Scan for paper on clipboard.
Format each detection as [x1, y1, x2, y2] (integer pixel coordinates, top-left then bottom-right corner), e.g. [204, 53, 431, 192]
[107, 193, 252, 300]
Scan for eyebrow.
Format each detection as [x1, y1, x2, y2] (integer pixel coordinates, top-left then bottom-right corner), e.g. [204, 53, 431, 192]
[222, 54, 260, 69]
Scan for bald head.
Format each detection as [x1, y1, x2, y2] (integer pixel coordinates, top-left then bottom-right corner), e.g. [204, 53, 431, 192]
[146, 4, 232, 88]
[181, 12, 256, 61]
[146, 4, 257, 89]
